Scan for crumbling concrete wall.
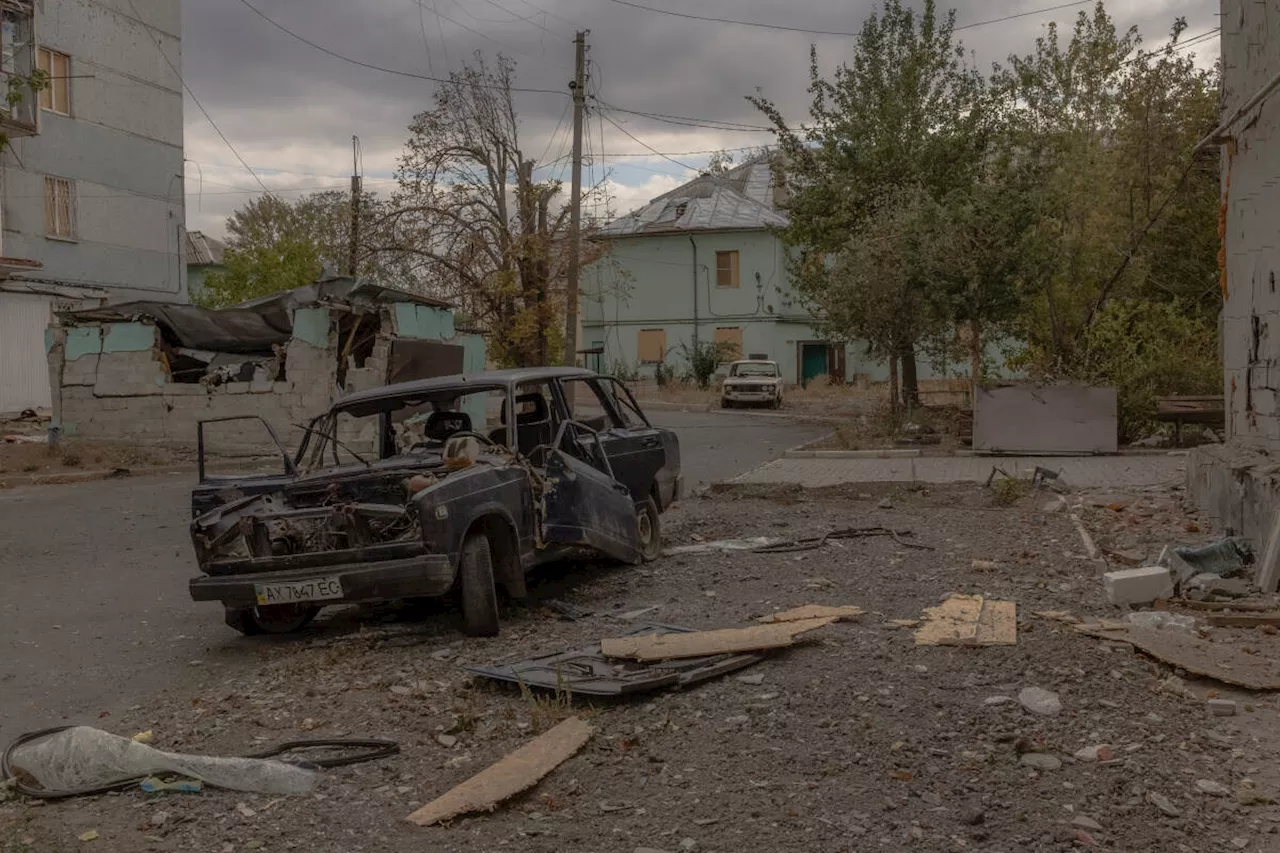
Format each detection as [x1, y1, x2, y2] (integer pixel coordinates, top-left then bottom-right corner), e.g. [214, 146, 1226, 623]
[1220, 0, 1280, 448]
[1187, 1, 1280, 535]
[46, 303, 486, 455]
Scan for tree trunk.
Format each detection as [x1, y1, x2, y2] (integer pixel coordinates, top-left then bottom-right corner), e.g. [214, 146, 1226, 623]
[899, 341, 920, 413]
[969, 317, 982, 407]
[888, 351, 900, 418]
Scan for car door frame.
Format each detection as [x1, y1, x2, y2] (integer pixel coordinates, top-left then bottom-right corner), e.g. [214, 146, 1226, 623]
[551, 375, 665, 506]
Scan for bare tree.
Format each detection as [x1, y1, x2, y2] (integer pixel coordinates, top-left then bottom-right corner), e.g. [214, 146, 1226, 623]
[383, 54, 590, 367]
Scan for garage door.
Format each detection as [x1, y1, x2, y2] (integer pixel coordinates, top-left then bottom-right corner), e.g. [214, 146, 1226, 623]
[0, 292, 53, 414]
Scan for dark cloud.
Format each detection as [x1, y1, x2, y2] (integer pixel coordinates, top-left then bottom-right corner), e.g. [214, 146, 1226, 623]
[182, 0, 1218, 235]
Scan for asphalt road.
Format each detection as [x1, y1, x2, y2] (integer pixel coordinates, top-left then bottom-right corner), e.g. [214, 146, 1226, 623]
[0, 409, 827, 745]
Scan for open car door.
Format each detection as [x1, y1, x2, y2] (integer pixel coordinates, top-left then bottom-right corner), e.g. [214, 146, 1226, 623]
[190, 416, 297, 519]
[539, 420, 643, 564]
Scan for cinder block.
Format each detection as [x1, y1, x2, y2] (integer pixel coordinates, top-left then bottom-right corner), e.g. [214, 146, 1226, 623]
[1104, 566, 1174, 606]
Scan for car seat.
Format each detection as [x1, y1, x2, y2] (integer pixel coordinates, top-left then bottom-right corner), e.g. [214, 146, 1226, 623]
[424, 410, 472, 444]
[488, 393, 552, 455]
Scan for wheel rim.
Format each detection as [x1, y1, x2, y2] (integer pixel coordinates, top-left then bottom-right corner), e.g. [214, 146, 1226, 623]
[637, 508, 654, 548]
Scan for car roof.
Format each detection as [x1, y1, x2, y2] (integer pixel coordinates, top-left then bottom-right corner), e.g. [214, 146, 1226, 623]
[731, 359, 778, 365]
[332, 366, 598, 413]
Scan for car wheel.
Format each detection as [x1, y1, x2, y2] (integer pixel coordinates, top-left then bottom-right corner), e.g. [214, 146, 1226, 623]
[636, 498, 662, 562]
[720, 398, 730, 408]
[459, 533, 500, 637]
[225, 604, 320, 635]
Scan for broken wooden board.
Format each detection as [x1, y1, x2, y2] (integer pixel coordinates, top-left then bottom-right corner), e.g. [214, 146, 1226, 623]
[405, 717, 593, 826]
[915, 595, 1017, 646]
[1033, 610, 1081, 624]
[1204, 613, 1280, 628]
[1171, 599, 1280, 613]
[757, 604, 865, 624]
[1073, 623, 1280, 690]
[600, 617, 837, 661]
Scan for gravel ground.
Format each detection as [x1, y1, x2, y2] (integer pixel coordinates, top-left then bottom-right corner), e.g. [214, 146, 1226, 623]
[6, 482, 1280, 853]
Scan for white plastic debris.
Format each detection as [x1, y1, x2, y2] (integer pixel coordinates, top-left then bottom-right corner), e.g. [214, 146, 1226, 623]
[1124, 611, 1196, 635]
[663, 537, 778, 556]
[7, 727, 319, 795]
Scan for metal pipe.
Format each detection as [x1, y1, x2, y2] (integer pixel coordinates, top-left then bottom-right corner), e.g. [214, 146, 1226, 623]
[688, 235, 699, 348]
[1195, 67, 1280, 152]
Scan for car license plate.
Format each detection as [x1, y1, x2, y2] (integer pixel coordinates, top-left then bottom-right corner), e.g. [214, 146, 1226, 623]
[254, 577, 343, 606]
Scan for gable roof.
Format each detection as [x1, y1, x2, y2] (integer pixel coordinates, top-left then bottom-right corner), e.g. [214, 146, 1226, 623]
[599, 153, 789, 237]
[184, 230, 226, 266]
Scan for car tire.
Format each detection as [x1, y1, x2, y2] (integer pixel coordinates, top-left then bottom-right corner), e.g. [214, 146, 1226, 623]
[225, 604, 320, 636]
[720, 398, 730, 409]
[459, 533, 500, 637]
[636, 498, 662, 562]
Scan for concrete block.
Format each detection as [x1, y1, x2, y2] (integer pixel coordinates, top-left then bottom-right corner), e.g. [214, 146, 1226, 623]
[1207, 699, 1238, 716]
[975, 384, 1118, 454]
[1104, 566, 1174, 606]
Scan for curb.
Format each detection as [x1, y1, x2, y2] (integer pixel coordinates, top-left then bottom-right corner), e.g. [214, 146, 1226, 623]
[783, 448, 923, 459]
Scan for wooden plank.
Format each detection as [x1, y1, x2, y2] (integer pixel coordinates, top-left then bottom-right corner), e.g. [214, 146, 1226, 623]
[1173, 599, 1280, 613]
[1205, 613, 1280, 628]
[916, 596, 1016, 646]
[1073, 624, 1280, 690]
[405, 717, 593, 826]
[757, 604, 865, 624]
[975, 600, 1018, 645]
[600, 617, 837, 661]
[915, 596, 982, 645]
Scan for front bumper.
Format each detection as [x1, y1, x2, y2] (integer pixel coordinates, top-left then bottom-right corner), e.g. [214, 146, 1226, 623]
[723, 390, 778, 402]
[189, 554, 455, 608]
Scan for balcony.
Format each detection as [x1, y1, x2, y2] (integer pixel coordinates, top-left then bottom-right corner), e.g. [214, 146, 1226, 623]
[0, 0, 37, 138]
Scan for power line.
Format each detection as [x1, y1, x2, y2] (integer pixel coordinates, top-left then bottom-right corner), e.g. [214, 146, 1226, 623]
[599, 112, 699, 172]
[602, 0, 1093, 37]
[598, 102, 776, 133]
[232, 0, 566, 95]
[123, 0, 274, 198]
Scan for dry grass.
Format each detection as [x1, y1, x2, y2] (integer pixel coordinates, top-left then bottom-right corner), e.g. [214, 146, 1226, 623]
[0, 440, 183, 481]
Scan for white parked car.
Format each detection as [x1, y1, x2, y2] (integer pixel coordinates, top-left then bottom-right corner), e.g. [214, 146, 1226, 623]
[720, 360, 784, 409]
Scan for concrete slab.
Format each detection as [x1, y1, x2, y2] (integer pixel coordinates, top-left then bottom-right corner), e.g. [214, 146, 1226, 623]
[730, 454, 1185, 489]
[974, 385, 1118, 455]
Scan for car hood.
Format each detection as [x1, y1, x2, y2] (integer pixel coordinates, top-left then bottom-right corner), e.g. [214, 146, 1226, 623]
[726, 377, 780, 386]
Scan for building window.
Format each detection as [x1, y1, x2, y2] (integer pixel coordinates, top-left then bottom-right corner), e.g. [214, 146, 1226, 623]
[44, 176, 76, 239]
[637, 328, 666, 364]
[37, 48, 69, 115]
[714, 327, 743, 360]
[715, 250, 740, 288]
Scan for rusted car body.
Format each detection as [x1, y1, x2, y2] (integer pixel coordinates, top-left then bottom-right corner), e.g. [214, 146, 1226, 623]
[187, 368, 680, 636]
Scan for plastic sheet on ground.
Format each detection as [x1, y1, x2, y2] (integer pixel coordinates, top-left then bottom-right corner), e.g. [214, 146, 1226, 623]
[8, 727, 320, 795]
[663, 537, 778, 555]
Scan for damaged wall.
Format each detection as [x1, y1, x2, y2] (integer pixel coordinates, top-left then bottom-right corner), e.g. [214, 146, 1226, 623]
[46, 302, 485, 454]
[1219, 0, 1280, 448]
[1188, 0, 1280, 538]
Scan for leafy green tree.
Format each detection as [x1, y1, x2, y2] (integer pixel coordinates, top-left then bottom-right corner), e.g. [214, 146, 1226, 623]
[750, 0, 990, 405]
[996, 4, 1219, 371]
[197, 196, 323, 307]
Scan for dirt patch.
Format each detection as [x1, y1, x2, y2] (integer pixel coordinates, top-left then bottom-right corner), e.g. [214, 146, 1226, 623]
[0, 440, 187, 484]
[6, 486, 1280, 852]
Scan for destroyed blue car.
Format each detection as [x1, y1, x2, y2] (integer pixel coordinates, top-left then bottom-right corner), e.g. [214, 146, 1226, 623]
[186, 368, 680, 637]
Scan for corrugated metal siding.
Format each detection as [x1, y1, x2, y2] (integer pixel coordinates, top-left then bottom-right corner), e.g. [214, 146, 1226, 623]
[0, 293, 53, 413]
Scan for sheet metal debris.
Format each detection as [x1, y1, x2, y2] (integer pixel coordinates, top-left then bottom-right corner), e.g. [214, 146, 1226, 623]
[601, 617, 838, 662]
[465, 624, 765, 696]
[915, 595, 1017, 646]
[663, 527, 931, 556]
[405, 716, 593, 826]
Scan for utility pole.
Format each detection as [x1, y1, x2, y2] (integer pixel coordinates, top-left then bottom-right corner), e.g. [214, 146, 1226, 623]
[563, 30, 587, 366]
[349, 135, 361, 278]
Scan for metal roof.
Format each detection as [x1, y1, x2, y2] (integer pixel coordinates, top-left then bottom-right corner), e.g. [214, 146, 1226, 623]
[184, 230, 226, 266]
[599, 154, 788, 237]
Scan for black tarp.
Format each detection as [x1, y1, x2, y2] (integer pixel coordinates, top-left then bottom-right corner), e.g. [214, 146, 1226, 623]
[61, 302, 291, 354]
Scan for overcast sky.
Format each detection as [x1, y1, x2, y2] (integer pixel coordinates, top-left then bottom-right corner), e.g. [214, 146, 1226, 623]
[181, 0, 1219, 239]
